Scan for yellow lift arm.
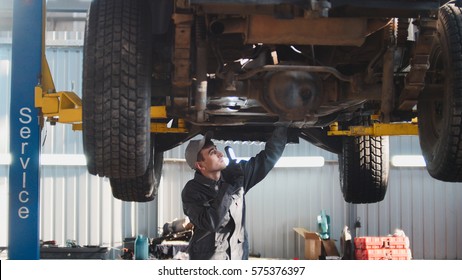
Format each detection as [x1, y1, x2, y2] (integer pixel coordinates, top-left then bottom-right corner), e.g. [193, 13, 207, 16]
[34, 87, 82, 130]
[328, 119, 419, 137]
[35, 85, 418, 136]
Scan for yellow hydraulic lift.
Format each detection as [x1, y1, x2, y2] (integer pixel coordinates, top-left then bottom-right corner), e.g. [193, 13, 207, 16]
[34, 85, 188, 134]
[35, 82, 419, 137]
[327, 116, 419, 137]
[34, 65, 418, 137]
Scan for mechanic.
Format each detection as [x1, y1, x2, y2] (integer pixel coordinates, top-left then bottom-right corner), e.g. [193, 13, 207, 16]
[181, 125, 288, 260]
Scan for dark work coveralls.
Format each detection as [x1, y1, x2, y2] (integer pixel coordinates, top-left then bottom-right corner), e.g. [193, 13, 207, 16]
[181, 126, 288, 260]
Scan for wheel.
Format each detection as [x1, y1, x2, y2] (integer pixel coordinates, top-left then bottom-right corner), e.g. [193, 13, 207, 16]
[338, 118, 389, 203]
[82, 0, 152, 178]
[417, 2, 462, 182]
[110, 139, 164, 202]
[110, 149, 164, 202]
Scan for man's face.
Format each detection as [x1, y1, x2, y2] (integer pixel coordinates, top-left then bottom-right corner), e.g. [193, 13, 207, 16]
[196, 145, 227, 172]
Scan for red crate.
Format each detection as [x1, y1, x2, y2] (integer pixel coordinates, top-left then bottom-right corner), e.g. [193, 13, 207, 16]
[354, 236, 409, 250]
[355, 248, 412, 260]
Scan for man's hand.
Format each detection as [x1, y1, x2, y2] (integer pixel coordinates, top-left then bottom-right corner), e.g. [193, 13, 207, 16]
[222, 159, 244, 185]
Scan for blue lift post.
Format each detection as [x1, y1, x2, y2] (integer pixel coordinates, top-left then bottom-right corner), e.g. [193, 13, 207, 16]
[8, 0, 44, 259]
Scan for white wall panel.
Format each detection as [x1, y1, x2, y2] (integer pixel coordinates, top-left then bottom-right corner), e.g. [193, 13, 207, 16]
[0, 45, 11, 155]
[0, 44, 11, 250]
[0, 166, 8, 247]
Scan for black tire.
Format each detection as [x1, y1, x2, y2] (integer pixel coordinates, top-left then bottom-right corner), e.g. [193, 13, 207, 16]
[110, 143, 164, 202]
[338, 119, 389, 203]
[417, 2, 462, 182]
[83, 0, 152, 178]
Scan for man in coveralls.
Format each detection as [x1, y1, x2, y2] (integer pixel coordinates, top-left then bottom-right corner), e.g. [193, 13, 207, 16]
[181, 126, 288, 260]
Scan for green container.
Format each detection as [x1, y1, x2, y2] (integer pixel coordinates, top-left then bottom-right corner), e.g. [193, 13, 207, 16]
[135, 234, 149, 260]
[317, 210, 330, 240]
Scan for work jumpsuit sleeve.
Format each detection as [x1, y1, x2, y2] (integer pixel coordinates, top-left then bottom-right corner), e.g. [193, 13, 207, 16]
[240, 126, 288, 193]
[181, 181, 235, 232]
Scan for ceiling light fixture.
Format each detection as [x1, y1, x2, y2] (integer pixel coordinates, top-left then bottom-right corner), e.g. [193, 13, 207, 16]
[391, 155, 426, 167]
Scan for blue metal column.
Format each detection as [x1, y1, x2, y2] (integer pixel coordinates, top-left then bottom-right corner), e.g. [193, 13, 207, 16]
[8, 0, 43, 259]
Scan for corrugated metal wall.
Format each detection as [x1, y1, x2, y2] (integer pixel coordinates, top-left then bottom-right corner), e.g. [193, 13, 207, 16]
[0, 43, 12, 254]
[1, 41, 461, 260]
